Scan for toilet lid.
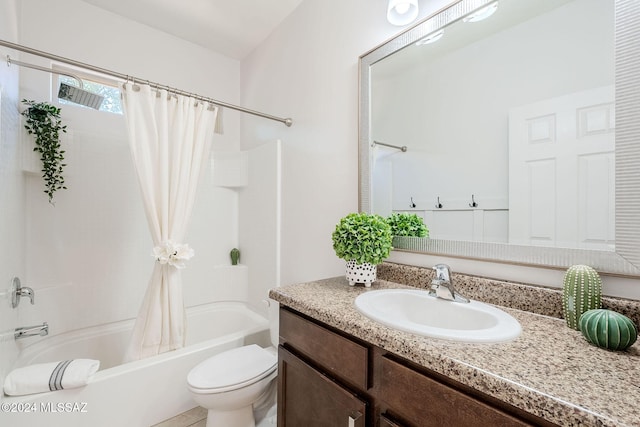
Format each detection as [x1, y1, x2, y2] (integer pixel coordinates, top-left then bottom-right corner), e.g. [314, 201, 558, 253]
[187, 345, 276, 391]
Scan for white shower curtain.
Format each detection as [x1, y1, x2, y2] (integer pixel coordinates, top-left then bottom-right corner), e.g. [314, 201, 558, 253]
[121, 83, 219, 360]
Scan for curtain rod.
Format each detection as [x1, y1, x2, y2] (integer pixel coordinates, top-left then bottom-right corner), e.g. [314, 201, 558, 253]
[0, 39, 293, 127]
[372, 140, 407, 152]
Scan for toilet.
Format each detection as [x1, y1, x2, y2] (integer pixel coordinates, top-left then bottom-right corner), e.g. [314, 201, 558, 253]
[187, 304, 279, 427]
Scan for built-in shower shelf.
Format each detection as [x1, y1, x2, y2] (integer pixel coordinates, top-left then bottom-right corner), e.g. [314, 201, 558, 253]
[211, 151, 248, 188]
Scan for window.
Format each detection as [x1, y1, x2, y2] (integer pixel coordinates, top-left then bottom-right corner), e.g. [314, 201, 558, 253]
[57, 73, 123, 115]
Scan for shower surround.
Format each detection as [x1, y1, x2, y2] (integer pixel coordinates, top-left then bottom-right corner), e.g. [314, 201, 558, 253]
[1, 0, 281, 406]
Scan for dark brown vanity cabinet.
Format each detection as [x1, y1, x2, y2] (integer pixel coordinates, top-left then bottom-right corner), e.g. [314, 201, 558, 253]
[278, 307, 555, 427]
[277, 308, 369, 426]
[278, 347, 367, 427]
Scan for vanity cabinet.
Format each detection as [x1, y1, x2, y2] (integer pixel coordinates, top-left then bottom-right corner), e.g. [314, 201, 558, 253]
[278, 307, 557, 427]
[278, 347, 367, 427]
[277, 307, 369, 426]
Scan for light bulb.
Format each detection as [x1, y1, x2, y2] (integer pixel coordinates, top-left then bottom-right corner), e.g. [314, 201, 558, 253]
[394, 2, 411, 15]
[416, 29, 445, 46]
[463, 2, 499, 23]
[387, 0, 419, 26]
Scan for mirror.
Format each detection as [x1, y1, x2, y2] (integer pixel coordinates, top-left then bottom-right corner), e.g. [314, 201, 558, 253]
[359, 0, 640, 275]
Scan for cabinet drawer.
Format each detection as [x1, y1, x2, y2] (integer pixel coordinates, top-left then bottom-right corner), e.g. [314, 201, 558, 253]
[279, 308, 369, 390]
[380, 356, 533, 427]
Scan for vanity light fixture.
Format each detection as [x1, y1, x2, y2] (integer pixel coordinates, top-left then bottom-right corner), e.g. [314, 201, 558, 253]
[463, 1, 499, 23]
[416, 29, 445, 46]
[387, 0, 419, 26]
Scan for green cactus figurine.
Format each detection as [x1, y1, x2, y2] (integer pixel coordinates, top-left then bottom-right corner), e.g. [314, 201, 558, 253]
[579, 309, 637, 351]
[562, 265, 602, 330]
[230, 248, 240, 265]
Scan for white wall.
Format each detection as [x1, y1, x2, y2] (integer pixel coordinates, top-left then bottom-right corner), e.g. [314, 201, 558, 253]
[240, 0, 453, 286]
[240, 0, 640, 300]
[0, 0, 22, 394]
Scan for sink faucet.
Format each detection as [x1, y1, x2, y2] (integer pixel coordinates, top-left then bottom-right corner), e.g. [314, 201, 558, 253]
[430, 264, 469, 303]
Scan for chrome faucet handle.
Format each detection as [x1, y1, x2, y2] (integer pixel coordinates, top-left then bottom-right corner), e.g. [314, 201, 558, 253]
[432, 264, 452, 282]
[19, 286, 35, 304]
[10, 277, 35, 308]
[430, 264, 470, 303]
[431, 278, 455, 300]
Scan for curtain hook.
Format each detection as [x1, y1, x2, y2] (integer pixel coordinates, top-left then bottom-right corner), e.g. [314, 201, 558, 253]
[469, 194, 478, 208]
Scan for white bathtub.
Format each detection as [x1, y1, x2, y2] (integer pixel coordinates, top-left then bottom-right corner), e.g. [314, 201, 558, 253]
[1, 301, 271, 427]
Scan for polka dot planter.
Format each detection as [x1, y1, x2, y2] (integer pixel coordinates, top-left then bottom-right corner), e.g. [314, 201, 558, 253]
[346, 260, 377, 287]
[579, 309, 638, 351]
[562, 265, 602, 330]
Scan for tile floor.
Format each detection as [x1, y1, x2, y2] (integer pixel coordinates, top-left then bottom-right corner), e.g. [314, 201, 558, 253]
[151, 406, 207, 427]
[152, 402, 277, 427]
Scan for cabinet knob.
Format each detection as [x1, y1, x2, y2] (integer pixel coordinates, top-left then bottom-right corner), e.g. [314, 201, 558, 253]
[348, 411, 362, 427]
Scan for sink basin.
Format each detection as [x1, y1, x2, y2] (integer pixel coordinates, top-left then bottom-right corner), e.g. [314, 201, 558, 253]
[354, 289, 521, 343]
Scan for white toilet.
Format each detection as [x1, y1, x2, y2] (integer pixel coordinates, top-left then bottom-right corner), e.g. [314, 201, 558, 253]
[187, 304, 278, 427]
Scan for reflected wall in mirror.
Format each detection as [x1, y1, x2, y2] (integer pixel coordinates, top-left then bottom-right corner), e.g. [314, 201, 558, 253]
[359, 0, 640, 275]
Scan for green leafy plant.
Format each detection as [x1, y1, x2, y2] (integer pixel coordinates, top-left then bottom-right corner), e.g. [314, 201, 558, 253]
[386, 212, 429, 237]
[22, 100, 68, 204]
[332, 212, 393, 265]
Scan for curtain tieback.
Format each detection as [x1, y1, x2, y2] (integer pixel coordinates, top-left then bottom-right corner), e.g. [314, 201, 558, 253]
[153, 240, 194, 269]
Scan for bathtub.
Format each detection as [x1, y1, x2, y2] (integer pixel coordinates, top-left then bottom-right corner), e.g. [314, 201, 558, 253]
[1, 301, 271, 427]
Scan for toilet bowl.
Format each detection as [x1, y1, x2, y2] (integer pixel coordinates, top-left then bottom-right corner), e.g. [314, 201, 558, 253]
[187, 344, 277, 427]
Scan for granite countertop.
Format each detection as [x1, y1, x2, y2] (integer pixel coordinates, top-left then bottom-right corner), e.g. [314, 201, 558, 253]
[269, 277, 640, 427]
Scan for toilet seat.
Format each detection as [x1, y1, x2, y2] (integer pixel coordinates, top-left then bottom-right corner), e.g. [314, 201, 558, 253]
[187, 345, 277, 394]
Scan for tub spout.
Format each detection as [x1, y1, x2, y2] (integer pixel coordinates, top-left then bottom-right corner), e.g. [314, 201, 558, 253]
[15, 322, 48, 340]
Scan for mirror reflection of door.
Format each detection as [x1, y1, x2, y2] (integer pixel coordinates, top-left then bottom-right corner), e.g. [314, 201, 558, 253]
[508, 86, 615, 250]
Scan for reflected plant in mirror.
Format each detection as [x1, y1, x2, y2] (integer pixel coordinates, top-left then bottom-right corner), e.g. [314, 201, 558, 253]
[359, 0, 640, 275]
[387, 212, 429, 237]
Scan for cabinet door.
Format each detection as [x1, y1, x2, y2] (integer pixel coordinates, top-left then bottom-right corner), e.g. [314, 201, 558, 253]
[278, 346, 367, 427]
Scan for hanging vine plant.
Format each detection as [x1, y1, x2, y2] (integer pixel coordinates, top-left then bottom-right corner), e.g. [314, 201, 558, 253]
[21, 99, 68, 204]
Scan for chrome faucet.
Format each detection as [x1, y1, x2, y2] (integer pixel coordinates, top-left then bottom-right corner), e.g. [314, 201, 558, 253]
[10, 277, 35, 308]
[15, 322, 48, 340]
[430, 264, 469, 303]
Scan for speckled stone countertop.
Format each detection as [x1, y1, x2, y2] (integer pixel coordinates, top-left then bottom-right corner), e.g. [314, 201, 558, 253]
[269, 273, 640, 427]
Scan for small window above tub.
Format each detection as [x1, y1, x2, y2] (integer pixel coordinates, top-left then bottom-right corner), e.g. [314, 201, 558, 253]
[52, 65, 123, 115]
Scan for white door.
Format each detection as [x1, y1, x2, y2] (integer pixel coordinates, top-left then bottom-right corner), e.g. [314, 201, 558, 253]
[508, 86, 615, 250]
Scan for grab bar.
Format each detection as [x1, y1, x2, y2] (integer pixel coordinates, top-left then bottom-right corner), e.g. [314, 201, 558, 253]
[15, 322, 49, 340]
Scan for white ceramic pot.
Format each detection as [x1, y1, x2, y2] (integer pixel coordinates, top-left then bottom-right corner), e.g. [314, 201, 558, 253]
[345, 260, 377, 287]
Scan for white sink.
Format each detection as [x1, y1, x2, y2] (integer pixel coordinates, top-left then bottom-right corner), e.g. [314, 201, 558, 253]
[354, 289, 521, 343]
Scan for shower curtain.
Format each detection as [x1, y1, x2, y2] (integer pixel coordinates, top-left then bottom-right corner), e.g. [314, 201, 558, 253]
[121, 83, 219, 360]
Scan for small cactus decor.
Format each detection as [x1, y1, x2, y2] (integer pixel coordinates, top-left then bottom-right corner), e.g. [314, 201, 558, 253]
[562, 265, 602, 330]
[230, 248, 240, 265]
[579, 309, 637, 351]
